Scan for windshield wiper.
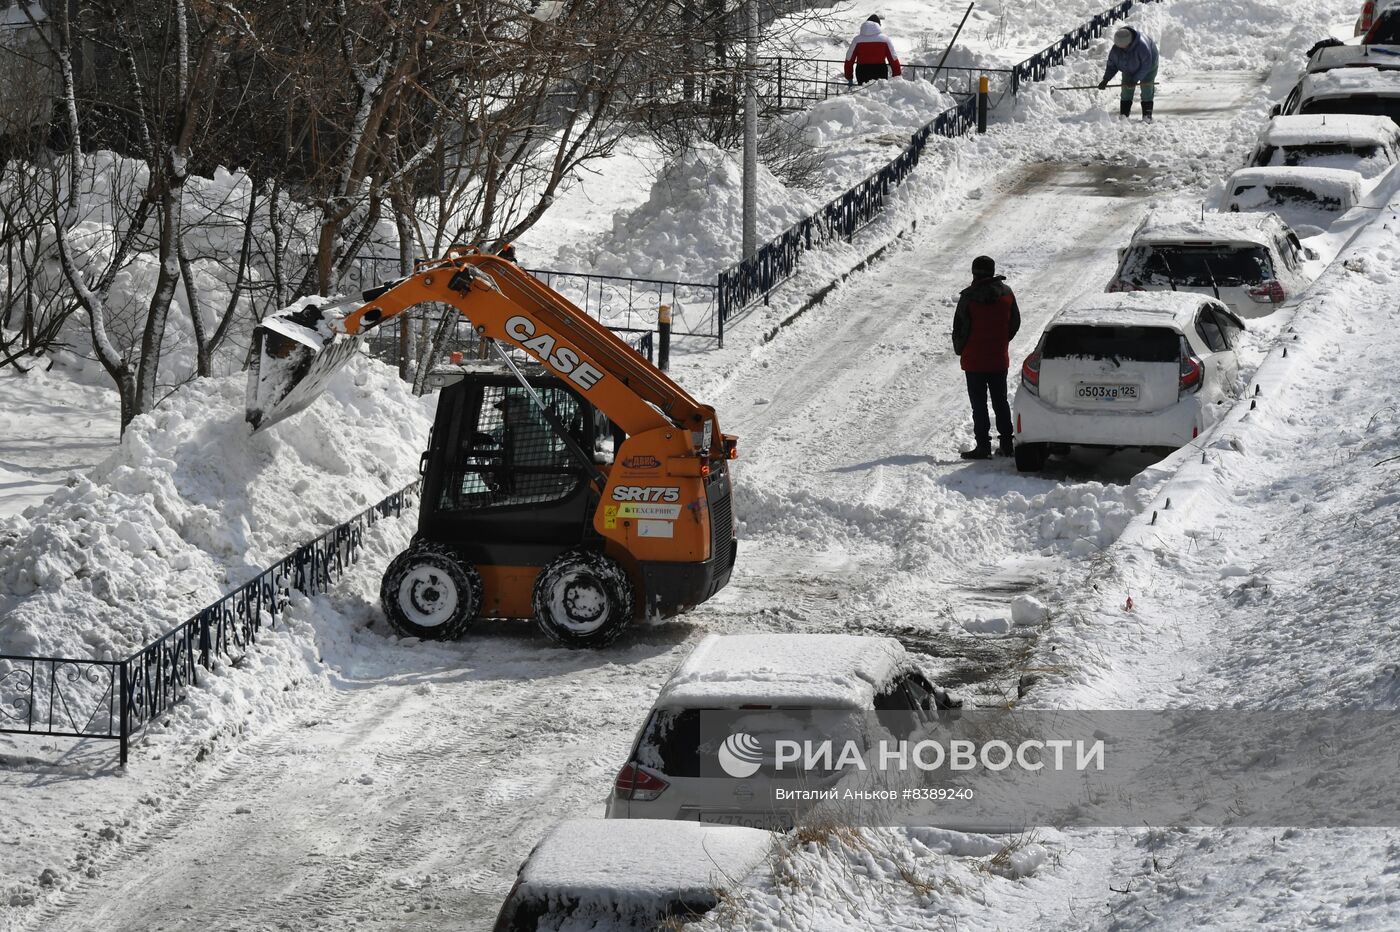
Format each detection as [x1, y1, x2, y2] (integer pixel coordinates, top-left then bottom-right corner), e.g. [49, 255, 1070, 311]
[1106, 353, 1123, 368]
[1200, 256, 1222, 300]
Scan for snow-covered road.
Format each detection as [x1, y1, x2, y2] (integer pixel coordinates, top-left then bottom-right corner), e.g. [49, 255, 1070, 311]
[6, 66, 1280, 931]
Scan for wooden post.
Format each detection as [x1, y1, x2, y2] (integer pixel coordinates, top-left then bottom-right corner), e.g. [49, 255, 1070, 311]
[658, 304, 672, 371]
[977, 75, 989, 133]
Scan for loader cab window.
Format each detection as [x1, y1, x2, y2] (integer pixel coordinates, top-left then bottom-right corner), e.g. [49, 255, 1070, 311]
[437, 384, 589, 511]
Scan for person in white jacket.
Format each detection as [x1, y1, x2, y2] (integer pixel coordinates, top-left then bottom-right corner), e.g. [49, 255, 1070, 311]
[844, 15, 902, 85]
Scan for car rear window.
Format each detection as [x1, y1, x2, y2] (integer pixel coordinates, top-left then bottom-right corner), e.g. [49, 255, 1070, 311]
[634, 707, 892, 777]
[1041, 325, 1181, 363]
[1230, 183, 1347, 211]
[1120, 244, 1275, 288]
[1370, 14, 1400, 44]
[1301, 96, 1400, 124]
[1258, 142, 1386, 166]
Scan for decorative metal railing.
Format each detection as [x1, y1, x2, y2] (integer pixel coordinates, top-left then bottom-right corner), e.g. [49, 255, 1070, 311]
[0, 482, 419, 764]
[756, 57, 1014, 113]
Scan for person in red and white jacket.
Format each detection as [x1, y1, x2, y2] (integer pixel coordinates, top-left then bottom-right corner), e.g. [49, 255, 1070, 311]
[844, 15, 902, 85]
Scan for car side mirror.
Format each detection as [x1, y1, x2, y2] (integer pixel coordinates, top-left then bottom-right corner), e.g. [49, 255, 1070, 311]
[1304, 247, 1319, 261]
[1116, 247, 1127, 262]
[1270, 103, 1281, 117]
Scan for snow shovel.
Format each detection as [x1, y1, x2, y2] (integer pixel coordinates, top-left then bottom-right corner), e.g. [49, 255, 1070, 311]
[246, 294, 380, 431]
[1052, 81, 1163, 92]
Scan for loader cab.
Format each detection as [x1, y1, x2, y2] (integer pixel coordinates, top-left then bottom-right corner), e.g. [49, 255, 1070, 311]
[418, 364, 611, 572]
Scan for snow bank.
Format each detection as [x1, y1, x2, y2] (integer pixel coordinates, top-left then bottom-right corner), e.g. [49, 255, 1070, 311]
[0, 356, 434, 661]
[552, 144, 818, 282]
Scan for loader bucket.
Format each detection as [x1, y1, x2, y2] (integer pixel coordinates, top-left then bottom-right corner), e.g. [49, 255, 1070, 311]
[246, 302, 367, 432]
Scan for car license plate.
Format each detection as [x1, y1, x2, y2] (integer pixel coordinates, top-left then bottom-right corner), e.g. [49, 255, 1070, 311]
[699, 812, 793, 830]
[1076, 383, 1139, 402]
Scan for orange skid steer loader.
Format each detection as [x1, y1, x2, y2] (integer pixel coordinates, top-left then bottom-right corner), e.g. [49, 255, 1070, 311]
[246, 248, 738, 648]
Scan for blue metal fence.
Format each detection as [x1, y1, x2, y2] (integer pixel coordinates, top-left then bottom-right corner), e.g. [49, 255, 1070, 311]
[0, 482, 419, 765]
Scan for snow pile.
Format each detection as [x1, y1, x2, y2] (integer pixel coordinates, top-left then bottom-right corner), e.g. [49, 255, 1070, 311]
[658, 633, 908, 709]
[552, 144, 818, 282]
[691, 826, 1053, 931]
[0, 355, 434, 661]
[796, 78, 955, 195]
[1009, 478, 1156, 556]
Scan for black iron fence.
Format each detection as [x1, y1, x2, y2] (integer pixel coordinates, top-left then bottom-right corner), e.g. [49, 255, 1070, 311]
[1011, 0, 1155, 93]
[757, 57, 1014, 113]
[0, 482, 419, 765]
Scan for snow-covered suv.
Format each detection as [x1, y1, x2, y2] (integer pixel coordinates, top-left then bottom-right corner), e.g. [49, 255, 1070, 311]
[1107, 212, 1315, 316]
[606, 633, 954, 830]
[1011, 294, 1246, 472]
[1277, 66, 1400, 123]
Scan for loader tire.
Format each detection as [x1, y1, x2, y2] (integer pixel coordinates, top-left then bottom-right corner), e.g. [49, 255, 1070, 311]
[1014, 442, 1049, 473]
[533, 549, 634, 649]
[381, 544, 482, 641]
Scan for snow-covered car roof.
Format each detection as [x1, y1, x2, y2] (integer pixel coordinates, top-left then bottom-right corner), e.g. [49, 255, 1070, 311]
[1224, 166, 1365, 205]
[1129, 211, 1292, 248]
[1049, 293, 1214, 332]
[1307, 44, 1400, 74]
[1302, 66, 1400, 99]
[1258, 113, 1400, 147]
[656, 633, 910, 710]
[515, 819, 773, 904]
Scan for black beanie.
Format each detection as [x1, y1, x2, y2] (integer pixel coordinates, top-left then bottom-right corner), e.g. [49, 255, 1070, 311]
[867, 14, 882, 24]
[972, 255, 996, 276]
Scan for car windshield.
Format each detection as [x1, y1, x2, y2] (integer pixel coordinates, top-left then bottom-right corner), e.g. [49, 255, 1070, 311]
[1230, 183, 1348, 211]
[1257, 142, 1389, 175]
[1042, 325, 1181, 363]
[1370, 15, 1400, 44]
[1120, 244, 1275, 288]
[1301, 95, 1400, 124]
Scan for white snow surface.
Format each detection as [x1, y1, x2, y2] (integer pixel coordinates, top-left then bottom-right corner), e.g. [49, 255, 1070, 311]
[0, 354, 433, 660]
[1131, 207, 1294, 245]
[656, 634, 909, 710]
[517, 819, 773, 900]
[4, 0, 1393, 929]
[1305, 63, 1400, 95]
[1050, 291, 1221, 329]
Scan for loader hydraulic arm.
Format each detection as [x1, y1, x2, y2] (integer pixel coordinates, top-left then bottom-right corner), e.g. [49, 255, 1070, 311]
[337, 248, 722, 451]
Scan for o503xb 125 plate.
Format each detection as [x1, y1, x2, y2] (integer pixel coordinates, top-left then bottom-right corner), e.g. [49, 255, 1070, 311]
[1076, 383, 1139, 402]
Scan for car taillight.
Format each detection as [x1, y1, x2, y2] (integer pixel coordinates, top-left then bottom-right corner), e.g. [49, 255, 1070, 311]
[1247, 280, 1285, 304]
[1364, 1, 1376, 31]
[614, 762, 669, 801]
[1021, 351, 1041, 396]
[1179, 354, 1204, 397]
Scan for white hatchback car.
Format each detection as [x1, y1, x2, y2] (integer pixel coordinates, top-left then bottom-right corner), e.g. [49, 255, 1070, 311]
[605, 633, 954, 829]
[1248, 113, 1400, 178]
[1011, 294, 1246, 472]
[1107, 212, 1315, 316]
[1220, 166, 1365, 230]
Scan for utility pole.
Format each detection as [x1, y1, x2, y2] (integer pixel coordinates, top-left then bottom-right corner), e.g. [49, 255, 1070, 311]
[742, 0, 758, 260]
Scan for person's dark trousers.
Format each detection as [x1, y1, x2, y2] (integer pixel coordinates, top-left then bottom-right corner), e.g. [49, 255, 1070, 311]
[965, 370, 1013, 448]
[855, 64, 889, 84]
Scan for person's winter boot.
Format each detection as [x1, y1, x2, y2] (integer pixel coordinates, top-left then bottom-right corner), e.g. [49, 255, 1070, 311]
[996, 438, 1014, 458]
[960, 444, 992, 460]
[1142, 101, 1154, 123]
[1119, 100, 1133, 120]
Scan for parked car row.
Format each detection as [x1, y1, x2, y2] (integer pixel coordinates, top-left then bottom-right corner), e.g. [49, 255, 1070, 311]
[1011, 36, 1383, 473]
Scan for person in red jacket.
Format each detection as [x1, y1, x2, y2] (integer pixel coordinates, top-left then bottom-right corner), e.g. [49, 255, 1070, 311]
[844, 15, 902, 85]
[951, 255, 1021, 459]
